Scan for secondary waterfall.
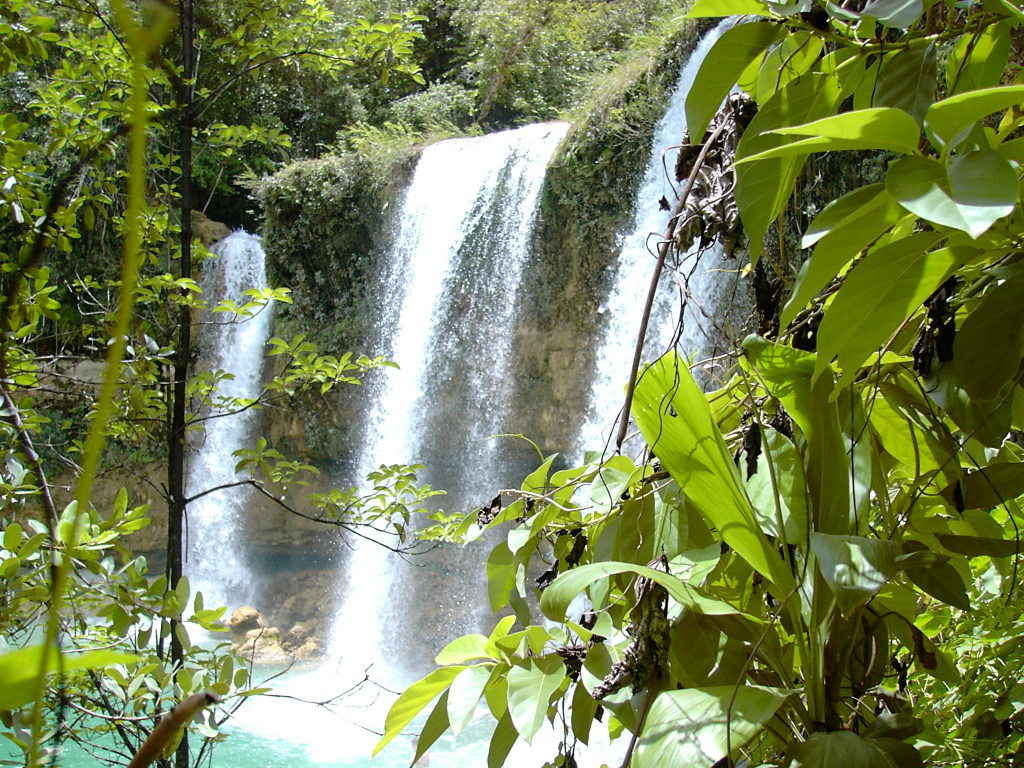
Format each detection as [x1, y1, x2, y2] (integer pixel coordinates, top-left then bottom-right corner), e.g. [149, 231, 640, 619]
[578, 20, 735, 456]
[328, 122, 569, 685]
[186, 231, 271, 611]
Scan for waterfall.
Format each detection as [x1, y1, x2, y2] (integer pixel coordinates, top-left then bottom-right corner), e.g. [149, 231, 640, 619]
[326, 122, 568, 688]
[186, 231, 271, 611]
[578, 20, 736, 456]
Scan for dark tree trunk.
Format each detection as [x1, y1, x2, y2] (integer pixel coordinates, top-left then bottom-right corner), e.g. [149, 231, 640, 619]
[167, 0, 195, 765]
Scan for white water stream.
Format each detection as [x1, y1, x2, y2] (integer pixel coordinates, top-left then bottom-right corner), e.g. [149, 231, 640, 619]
[578, 20, 735, 457]
[186, 231, 271, 611]
[318, 122, 568, 732]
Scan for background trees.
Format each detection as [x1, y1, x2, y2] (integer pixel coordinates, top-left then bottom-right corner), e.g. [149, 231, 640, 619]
[383, 2, 1024, 767]
[0, 0, 432, 765]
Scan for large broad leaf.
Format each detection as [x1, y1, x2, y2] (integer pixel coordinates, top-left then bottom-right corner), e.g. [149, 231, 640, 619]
[954, 271, 1024, 402]
[743, 338, 852, 535]
[686, 0, 772, 16]
[887, 152, 1017, 238]
[926, 85, 1024, 152]
[505, 657, 565, 744]
[539, 561, 764, 628]
[413, 691, 451, 765]
[904, 559, 971, 610]
[0, 645, 140, 710]
[632, 353, 796, 593]
[874, 41, 937, 125]
[937, 533, 1019, 558]
[814, 234, 972, 387]
[946, 21, 1011, 96]
[487, 711, 518, 768]
[746, 429, 809, 544]
[685, 21, 783, 141]
[861, 0, 924, 27]
[738, 108, 921, 162]
[736, 72, 843, 262]
[755, 31, 824, 104]
[447, 665, 491, 735]
[375, 666, 464, 755]
[786, 730, 925, 767]
[782, 186, 905, 328]
[810, 533, 900, 617]
[942, 462, 1024, 510]
[634, 686, 790, 767]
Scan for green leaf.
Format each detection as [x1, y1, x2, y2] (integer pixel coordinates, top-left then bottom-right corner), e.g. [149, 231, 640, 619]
[734, 73, 844, 260]
[904, 560, 971, 610]
[755, 32, 824, 104]
[925, 85, 1024, 152]
[686, 0, 772, 16]
[787, 730, 925, 767]
[861, 0, 924, 27]
[874, 41, 937, 124]
[374, 666, 464, 756]
[486, 542, 517, 612]
[942, 463, 1024, 510]
[487, 711, 518, 768]
[539, 561, 762, 624]
[447, 665, 491, 735]
[686, 21, 783, 141]
[746, 429, 809, 544]
[862, 712, 923, 741]
[814, 233, 969, 385]
[435, 634, 494, 666]
[810, 533, 900, 617]
[738, 108, 922, 162]
[635, 686, 790, 767]
[414, 691, 451, 765]
[936, 534, 1019, 558]
[743, 337, 852, 535]
[946, 21, 1011, 96]
[954, 271, 1024, 402]
[782, 187, 904, 327]
[0, 646, 140, 710]
[632, 353, 796, 593]
[505, 657, 565, 744]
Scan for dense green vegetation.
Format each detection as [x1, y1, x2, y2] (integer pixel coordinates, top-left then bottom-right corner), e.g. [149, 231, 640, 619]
[382, 2, 1024, 768]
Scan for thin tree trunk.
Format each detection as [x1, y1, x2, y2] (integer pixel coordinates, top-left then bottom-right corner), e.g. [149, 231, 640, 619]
[167, 0, 195, 765]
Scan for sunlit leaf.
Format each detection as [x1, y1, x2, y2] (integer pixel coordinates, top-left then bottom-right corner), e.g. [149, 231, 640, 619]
[814, 234, 972, 386]
[374, 666, 464, 756]
[505, 657, 564, 743]
[632, 353, 796, 593]
[925, 85, 1024, 151]
[738, 108, 921, 162]
[686, 21, 782, 141]
[635, 686, 790, 767]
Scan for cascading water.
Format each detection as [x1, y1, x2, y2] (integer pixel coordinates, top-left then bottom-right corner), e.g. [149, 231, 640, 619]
[327, 122, 569, 687]
[186, 231, 271, 612]
[578, 19, 737, 455]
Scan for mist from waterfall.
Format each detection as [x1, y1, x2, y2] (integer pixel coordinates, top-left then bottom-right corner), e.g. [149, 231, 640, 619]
[186, 231, 271, 611]
[326, 122, 568, 687]
[577, 20, 735, 457]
